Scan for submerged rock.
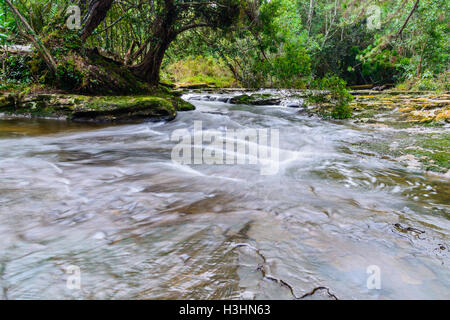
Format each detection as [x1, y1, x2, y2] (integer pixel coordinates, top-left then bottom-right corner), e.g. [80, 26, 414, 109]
[0, 93, 194, 122]
[286, 100, 304, 108]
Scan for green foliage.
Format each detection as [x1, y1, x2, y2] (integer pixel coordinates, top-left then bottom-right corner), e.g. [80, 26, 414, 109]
[360, 49, 400, 84]
[164, 56, 235, 87]
[414, 78, 439, 91]
[44, 26, 83, 56]
[1, 0, 448, 92]
[331, 103, 353, 120]
[1, 55, 32, 83]
[0, 5, 16, 46]
[358, 0, 449, 84]
[55, 59, 83, 90]
[396, 70, 449, 92]
[266, 41, 311, 88]
[311, 74, 354, 119]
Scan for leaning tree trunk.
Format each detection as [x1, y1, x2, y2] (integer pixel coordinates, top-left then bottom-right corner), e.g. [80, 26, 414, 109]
[130, 40, 172, 85]
[5, 0, 57, 74]
[81, 0, 114, 41]
[129, 5, 178, 86]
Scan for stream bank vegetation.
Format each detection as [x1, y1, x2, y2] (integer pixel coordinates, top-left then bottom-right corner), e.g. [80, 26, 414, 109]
[0, 1, 448, 135]
[0, 0, 242, 120]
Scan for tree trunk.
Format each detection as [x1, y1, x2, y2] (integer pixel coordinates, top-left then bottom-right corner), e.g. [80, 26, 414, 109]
[397, 0, 420, 37]
[417, 43, 425, 78]
[81, 0, 114, 41]
[129, 2, 177, 85]
[130, 40, 172, 85]
[4, 0, 57, 74]
[307, 0, 314, 35]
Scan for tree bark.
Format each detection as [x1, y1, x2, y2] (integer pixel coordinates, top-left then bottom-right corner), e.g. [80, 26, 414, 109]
[130, 39, 173, 85]
[307, 0, 314, 35]
[81, 0, 114, 41]
[129, 0, 177, 85]
[4, 0, 57, 74]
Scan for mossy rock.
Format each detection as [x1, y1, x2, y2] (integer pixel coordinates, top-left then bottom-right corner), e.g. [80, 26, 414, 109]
[0, 93, 17, 109]
[230, 94, 281, 105]
[0, 93, 180, 122]
[170, 97, 195, 111]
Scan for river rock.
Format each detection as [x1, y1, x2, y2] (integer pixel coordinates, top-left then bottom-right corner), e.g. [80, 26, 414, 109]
[286, 99, 304, 108]
[0, 93, 194, 122]
[230, 94, 282, 105]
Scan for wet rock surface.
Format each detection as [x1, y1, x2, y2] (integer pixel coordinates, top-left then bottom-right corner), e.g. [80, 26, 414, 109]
[0, 93, 195, 122]
[229, 94, 282, 106]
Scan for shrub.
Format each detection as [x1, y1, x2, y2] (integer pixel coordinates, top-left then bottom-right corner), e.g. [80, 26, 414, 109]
[415, 78, 438, 91]
[267, 41, 311, 88]
[311, 74, 354, 119]
[55, 59, 83, 90]
[331, 103, 353, 119]
[397, 70, 449, 92]
[0, 54, 32, 83]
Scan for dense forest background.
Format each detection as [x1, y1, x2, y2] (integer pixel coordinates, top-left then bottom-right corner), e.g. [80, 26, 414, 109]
[1, 0, 449, 91]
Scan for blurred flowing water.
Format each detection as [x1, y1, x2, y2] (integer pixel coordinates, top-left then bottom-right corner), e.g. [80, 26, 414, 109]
[0, 93, 449, 299]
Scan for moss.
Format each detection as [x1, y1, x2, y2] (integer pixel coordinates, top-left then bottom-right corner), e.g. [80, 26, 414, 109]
[404, 148, 449, 173]
[170, 97, 195, 111]
[230, 93, 281, 105]
[71, 96, 176, 122]
[353, 109, 377, 119]
[0, 94, 178, 122]
[356, 131, 449, 173]
[147, 87, 195, 111]
[230, 94, 251, 104]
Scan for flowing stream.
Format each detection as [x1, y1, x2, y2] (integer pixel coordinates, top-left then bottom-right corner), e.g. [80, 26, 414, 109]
[0, 92, 449, 299]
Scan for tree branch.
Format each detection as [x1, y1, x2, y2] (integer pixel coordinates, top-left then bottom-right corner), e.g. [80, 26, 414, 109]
[4, 0, 57, 74]
[81, 0, 114, 41]
[179, 2, 227, 8]
[397, 0, 419, 37]
[176, 22, 210, 34]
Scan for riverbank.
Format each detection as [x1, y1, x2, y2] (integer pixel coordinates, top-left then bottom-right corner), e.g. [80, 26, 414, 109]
[310, 91, 449, 175]
[0, 89, 195, 122]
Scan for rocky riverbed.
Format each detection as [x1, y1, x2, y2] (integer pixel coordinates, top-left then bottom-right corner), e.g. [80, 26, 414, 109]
[1, 88, 449, 174]
[184, 89, 449, 175]
[0, 91, 194, 122]
[0, 91, 448, 299]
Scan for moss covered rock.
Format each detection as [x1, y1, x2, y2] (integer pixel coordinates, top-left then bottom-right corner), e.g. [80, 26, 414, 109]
[171, 97, 196, 111]
[349, 92, 450, 124]
[230, 94, 281, 105]
[0, 93, 184, 122]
